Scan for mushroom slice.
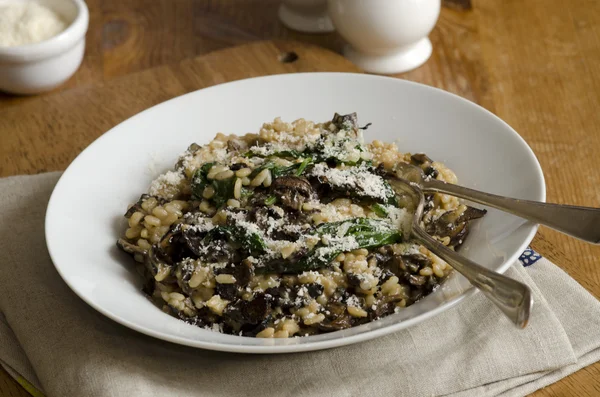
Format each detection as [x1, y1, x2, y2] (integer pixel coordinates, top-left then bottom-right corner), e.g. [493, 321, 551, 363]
[370, 294, 405, 319]
[318, 303, 352, 332]
[332, 112, 358, 130]
[224, 294, 271, 330]
[271, 176, 315, 211]
[124, 194, 151, 218]
[410, 153, 433, 165]
[117, 238, 147, 256]
[227, 139, 246, 153]
[409, 153, 438, 178]
[117, 238, 171, 293]
[459, 206, 487, 222]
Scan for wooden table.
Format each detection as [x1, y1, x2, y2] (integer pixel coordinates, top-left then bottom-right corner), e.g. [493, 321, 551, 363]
[1, 0, 599, 395]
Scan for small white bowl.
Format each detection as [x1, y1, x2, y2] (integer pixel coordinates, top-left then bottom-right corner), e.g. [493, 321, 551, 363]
[0, 0, 89, 95]
[279, 0, 335, 33]
[328, 0, 440, 74]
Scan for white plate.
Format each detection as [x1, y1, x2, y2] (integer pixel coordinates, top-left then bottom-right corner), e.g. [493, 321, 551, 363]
[46, 73, 545, 353]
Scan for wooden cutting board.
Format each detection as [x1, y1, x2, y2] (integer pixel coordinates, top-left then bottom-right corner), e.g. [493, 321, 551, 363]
[0, 39, 598, 397]
[0, 40, 359, 177]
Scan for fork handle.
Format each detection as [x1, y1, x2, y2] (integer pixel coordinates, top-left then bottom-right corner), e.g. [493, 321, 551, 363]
[411, 226, 533, 328]
[424, 179, 600, 244]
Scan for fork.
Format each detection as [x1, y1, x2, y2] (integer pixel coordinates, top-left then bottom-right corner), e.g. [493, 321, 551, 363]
[395, 162, 600, 244]
[389, 177, 533, 328]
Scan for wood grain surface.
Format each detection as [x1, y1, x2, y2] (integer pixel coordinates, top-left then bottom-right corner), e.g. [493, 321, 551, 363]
[1, 0, 599, 396]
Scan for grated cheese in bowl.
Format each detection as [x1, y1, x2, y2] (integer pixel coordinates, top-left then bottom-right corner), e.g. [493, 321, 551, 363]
[0, 1, 68, 47]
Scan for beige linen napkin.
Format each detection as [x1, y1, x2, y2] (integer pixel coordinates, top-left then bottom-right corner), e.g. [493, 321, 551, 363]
[1, 172, 600, 397]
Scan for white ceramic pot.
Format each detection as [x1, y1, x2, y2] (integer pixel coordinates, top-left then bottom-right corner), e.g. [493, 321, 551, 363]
[279, 0, 335, 33]
[0, 0, 89, 95]
[328, 0, 440, 74]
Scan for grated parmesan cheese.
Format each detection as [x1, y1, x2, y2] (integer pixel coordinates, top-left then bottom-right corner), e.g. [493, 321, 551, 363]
[0, 2, 68, 47]
[312, 235, 359, 263]
[346, 295, 361, 307]
[309, 163, 392, 201]
[384, 205, 412, 237]
[148, 170, 185, 199]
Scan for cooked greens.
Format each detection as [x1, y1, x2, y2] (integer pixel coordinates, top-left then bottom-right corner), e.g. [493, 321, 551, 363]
[202, 225, 267, 257]
[256, 218, 403, 274]
[191, 162, 236, 208]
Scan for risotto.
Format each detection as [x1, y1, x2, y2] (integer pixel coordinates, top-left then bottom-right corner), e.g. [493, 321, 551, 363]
[117, 113, 486, 338]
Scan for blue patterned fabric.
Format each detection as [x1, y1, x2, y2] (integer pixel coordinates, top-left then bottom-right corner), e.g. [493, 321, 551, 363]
[519, 248, 542, 267]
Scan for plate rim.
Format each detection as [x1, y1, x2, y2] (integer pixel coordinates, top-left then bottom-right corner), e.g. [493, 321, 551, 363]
[45, 72, 546, 353]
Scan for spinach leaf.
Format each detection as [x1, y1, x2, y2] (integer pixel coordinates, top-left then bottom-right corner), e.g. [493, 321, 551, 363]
[191, 162, 214, 200]
[246, 139, 370, 167]
[211, 178, 236, 208]
[240, 187, 253, 199]
[370, 203, 389, 217]
[313, 218, 401, 249]
[250, 159, 312, 180]
[191, 163, 239, 208]
[274, 149, 304, 159]
[264, 195, 277, 206]
[381, 179, 399, 206]
[245, 149, 304, 159]
[250, 162, 293, 179]
[256, 218, 402, 274]
[310, 165, 398, 206]
[295, 157, 312, 176]
[203, 225, 267, 257]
